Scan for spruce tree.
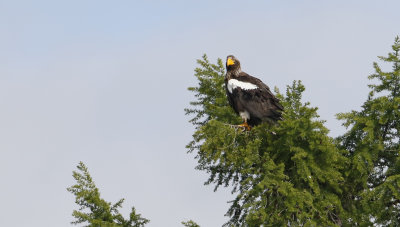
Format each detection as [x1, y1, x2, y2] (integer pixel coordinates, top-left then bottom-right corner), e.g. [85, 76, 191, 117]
[337, 36, 400, 225]
[67, 162, 149, 227]
[185, 55, 346, 226]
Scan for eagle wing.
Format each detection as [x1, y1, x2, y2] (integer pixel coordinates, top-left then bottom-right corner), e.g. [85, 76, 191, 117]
[225, 78, 236, 110]
[229, 72, 283, 125]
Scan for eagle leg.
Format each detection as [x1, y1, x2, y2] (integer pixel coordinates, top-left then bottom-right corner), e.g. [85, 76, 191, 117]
[238, 121, 251, 131]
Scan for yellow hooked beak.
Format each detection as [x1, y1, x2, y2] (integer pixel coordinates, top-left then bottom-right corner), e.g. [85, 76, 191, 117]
[227, 58, 235, 66]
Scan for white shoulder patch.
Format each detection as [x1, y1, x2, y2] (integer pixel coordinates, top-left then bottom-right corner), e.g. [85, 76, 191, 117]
[227, 79, 258, 93]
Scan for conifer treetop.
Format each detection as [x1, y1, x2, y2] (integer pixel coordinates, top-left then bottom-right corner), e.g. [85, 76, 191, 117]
[67, 162, 149, 227]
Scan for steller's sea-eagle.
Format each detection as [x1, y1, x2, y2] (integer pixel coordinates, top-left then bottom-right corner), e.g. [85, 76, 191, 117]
[225, 55, 283, 130]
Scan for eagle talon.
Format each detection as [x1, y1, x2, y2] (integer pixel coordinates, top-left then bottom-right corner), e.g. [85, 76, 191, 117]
[238, 122, 251, 131]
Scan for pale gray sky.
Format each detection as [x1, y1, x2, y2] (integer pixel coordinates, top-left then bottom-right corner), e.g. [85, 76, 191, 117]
[1, 1, 399, 226]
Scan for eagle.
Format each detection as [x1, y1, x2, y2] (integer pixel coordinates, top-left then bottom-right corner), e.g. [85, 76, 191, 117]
[225, 55, 283, 130]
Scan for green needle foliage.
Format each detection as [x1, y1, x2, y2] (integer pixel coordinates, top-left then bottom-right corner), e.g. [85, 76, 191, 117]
[181, 220, 201, 227]
[185, 55, 346, 226]
[336, 36, 400, 225]
[67, 162, 149, 227]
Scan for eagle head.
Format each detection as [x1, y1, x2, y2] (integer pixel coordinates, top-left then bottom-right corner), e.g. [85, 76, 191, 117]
[226, 55, 241, 75]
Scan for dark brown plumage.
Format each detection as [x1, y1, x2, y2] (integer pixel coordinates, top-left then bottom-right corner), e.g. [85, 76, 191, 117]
[225, 55, 283, 129]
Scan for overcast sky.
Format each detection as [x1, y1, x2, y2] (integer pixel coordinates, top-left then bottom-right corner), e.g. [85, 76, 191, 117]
[1, 1, 400, 226]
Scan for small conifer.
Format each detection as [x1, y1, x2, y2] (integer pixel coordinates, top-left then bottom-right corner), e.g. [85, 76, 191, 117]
[67, 162, 149, 227]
